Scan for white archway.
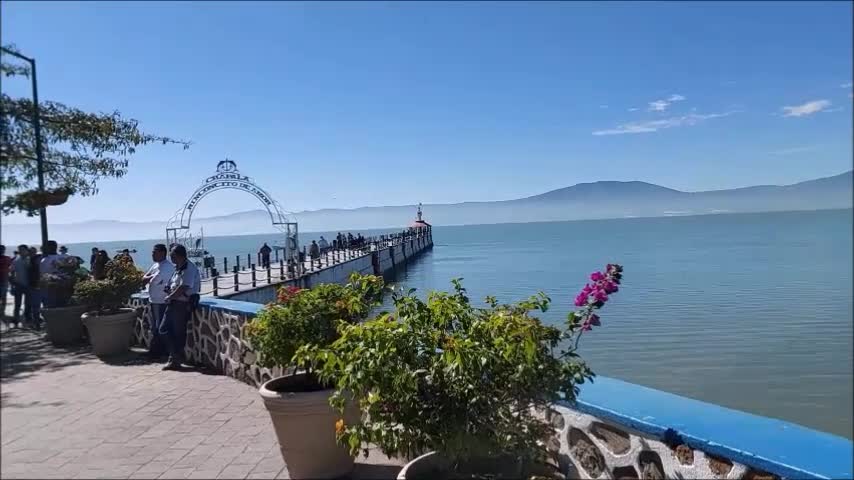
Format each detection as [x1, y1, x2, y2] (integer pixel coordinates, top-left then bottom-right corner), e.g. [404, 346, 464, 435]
[165, 159, 299, 264]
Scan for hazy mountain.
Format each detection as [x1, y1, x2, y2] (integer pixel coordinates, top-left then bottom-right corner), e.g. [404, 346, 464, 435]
[3, 171, 851, 244]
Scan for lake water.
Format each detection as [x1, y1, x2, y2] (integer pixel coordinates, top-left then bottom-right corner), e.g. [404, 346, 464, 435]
[63, 209, 853, 438]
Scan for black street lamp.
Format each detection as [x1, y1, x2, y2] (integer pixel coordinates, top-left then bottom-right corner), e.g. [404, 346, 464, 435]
[1, 46, 49, 250]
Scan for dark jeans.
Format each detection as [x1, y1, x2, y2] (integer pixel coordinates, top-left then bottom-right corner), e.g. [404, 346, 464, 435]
[28, 288, 41, 327]
[160, 301, 191, 363]
[12, 284, 30, 324]
[0, 282, 8, 324]
[148, 303, 167, 355]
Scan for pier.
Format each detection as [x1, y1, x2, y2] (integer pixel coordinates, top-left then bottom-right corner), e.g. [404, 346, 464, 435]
[199, 227, 433, 303]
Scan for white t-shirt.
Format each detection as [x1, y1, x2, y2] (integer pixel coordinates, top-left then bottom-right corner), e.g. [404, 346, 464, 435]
[145, 260, 175, 304]
[168, 260, 201, 302]
[318, 238, 329, 249]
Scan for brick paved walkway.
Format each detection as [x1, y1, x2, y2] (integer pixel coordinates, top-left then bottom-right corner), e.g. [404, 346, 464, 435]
[0, 328, 403, 479]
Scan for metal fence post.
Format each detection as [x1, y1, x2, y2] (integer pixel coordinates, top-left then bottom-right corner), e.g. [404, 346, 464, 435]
[233, 266, 239, 292]
[236, 255, 240, 271]
[280, 259, 285, 280]
[267, 263, 272, 284]
[247, 254, 251, 268]
[224, 257, 228, 273]
[274, 249, 279, 263]
[251, 264, 257, 288]
[213, 276, 219, 297]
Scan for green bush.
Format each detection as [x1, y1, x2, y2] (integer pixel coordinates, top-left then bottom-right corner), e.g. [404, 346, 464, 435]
[73, 256, 143, 313]
[244, 273, 384, 384]
[299, 265, 625, 472]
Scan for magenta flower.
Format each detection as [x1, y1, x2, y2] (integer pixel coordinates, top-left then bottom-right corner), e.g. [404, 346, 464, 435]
[590, 271, 605, 282]
[589, 314, 600, 326]
[592, 289, 608, 303]
[574, 293, 588, 307]
[602, 281, 618, 294]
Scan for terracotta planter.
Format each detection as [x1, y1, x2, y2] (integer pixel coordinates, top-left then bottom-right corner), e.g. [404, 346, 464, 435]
[259, 374, 359, 479]
[42, 305, 89, 346]
[397, 451, 564, 480]
[82, 309, 137, 356]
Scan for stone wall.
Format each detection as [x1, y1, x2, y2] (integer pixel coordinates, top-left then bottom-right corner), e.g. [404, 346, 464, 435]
[131, 297, 282, 387]
[130, 297, 852, 480]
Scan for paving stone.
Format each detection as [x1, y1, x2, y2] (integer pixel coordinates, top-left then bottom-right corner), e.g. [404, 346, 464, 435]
[0, 329, 402, 480]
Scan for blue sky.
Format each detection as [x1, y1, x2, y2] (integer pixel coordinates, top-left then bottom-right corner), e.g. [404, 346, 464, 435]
[2, 1, 852, 225]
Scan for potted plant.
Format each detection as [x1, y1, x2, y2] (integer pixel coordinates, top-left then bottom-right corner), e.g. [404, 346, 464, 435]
[244, 273, 385, 480]
[73, 256, 144, 356]
[41, 256, 90, 346]
[300, 264, 625, 480]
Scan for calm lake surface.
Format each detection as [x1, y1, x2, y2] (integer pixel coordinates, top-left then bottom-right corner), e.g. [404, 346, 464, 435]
[65, 209, 853, 438]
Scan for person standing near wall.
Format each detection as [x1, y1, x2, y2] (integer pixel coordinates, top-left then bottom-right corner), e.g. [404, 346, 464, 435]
[89, 247, 98, 272]
[142, 244, 174, 359]
[27, 247, 41, 330]
[0, 245, 11, 326]
[161, 244, 200, 371]
[10, 245, 31, 328]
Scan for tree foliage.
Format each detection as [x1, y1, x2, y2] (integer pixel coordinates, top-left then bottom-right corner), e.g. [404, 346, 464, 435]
[0, 44, 191, 215]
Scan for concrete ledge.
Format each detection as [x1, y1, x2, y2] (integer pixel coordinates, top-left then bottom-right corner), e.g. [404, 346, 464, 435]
[562, 376, 853, 479]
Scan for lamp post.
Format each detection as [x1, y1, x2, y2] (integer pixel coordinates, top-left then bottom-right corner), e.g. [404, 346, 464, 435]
[1, 47, 48, 250]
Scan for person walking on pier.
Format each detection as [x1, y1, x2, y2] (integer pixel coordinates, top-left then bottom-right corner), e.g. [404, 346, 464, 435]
[161, 244, 200, 371]
[318, 236, 329, 252]
[259, 243, 272, 268]
[309, 240, 320, 261]
[143, 244, 174, 359]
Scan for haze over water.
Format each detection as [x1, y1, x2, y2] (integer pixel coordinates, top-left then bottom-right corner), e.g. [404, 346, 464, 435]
[64, 209, 853, 438]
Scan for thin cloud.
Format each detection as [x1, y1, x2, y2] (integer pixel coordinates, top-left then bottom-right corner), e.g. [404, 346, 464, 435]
[842, 82, 853, 88]
[592, 111, 735, 136]
[647, 94, 686, 112]
[781, 100, 832, 117]
[599, 105, 609, 109]
[627, 107, 639, 112]
[768, 145, 820, 156]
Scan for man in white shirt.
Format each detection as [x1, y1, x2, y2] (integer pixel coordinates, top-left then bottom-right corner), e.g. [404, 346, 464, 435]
[142, 244, 175, 359]
[160, 244, 200, 370]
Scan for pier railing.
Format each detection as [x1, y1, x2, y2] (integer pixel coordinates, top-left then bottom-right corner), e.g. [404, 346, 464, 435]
[195, 228, 432, 297]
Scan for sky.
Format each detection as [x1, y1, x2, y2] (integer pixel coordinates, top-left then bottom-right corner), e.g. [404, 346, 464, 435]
[2, 0, 852, 226]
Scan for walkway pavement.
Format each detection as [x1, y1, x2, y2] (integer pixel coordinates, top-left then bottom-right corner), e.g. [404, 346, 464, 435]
[0, 328, 404, 479]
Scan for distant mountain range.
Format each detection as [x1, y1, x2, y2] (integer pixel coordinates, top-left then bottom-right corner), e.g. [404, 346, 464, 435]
[4, 171, 851, 244]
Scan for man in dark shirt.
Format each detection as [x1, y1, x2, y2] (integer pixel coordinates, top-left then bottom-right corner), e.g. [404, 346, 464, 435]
[0, 245, 11, 326]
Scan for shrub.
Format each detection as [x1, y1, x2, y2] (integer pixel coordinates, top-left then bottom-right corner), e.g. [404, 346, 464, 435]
[244, 272, 384, 387]
[73, 256, 143, 313]
[299, 264, 625, 471]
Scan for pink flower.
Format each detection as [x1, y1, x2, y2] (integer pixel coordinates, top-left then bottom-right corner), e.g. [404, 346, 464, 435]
[602, 281, 618, 294]
[592, 289, 608, 303]
[590, 271, 605, 282]
[574, 293, 588, 307]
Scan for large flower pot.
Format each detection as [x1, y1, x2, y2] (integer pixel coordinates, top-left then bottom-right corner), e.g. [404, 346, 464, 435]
[397, 452, 566, 480]
[42, 305, 88, 346]
[259, 374, 359, 479]
[82, 309, 137, 356]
